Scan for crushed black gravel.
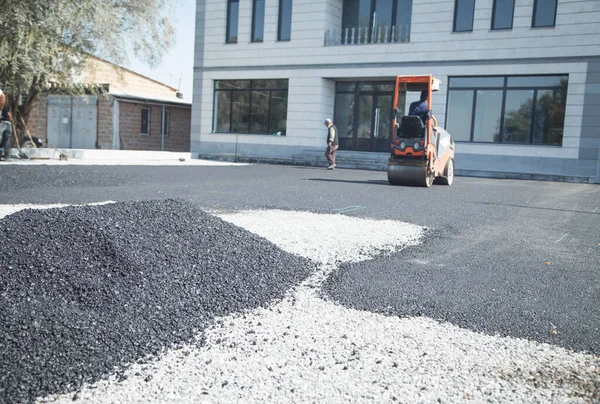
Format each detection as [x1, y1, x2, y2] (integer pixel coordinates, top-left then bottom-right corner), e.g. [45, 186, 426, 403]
[0, 200, 315, 403]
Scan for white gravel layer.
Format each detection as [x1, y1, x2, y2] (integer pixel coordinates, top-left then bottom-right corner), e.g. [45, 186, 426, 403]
[4, 207, 595, 403]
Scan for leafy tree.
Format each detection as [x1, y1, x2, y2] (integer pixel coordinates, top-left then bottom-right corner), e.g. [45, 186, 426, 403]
[0, 0, 176, 139]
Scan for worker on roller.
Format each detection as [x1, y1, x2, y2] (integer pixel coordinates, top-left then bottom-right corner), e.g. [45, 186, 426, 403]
[408, 91, 432, 126]
[0, 86, 13, 161]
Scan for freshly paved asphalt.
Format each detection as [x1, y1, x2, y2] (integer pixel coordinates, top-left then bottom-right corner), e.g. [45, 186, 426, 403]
[1, 163, 599, 354]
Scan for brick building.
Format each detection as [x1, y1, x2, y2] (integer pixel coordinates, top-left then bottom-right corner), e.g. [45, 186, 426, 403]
[27, 56, 192, 152]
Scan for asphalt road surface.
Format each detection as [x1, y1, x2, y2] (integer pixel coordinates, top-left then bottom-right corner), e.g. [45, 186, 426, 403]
[1, 164, 599, 356]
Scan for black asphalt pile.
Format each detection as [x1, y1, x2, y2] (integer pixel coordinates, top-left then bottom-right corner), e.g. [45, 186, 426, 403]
[0, 200, 314, 403]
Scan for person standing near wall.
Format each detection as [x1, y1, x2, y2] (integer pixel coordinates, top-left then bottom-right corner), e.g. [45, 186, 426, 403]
[0, 87, 13, 161]
[324, 118, 339, 170]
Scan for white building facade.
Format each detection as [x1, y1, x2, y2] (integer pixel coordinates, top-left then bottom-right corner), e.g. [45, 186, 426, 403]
[192, 0, 600, 183]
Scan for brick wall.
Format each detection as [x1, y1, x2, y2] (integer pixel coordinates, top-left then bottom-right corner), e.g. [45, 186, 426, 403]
[97, 96, 114, 149]
[118, 101, 191, 152]
[82, 57, 181, 100]
[25, 94, 48, 141]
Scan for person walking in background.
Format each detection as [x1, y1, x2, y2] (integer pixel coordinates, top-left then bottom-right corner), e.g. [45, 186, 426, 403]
[324, 118, 339, 170]
[0, 87, 13, 161]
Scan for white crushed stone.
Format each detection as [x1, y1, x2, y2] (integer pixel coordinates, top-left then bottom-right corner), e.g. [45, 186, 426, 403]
[5, 207, 594, 403]
[219, 209, 425, 266]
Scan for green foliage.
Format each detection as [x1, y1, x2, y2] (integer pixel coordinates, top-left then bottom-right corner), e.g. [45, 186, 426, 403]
[0, 0, 176, 135]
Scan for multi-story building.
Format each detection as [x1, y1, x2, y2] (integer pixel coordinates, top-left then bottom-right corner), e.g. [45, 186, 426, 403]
[191, 0, 600, 183]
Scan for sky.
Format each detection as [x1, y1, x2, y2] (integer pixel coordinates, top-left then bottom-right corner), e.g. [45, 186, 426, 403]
[126, 0, 196, 101]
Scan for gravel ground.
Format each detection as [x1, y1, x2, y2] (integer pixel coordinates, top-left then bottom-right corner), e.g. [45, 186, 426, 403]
[324, 215, 600, 355]
[0, 202, 314, 403]
[32, 209, 600, 403]
[0, 166, 132, 192]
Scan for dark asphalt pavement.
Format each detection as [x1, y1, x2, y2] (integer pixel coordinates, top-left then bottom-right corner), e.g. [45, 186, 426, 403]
[1, 164, 599, 354]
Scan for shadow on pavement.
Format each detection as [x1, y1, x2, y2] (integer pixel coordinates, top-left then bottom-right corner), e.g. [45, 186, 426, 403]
[307, 178, 390, 186]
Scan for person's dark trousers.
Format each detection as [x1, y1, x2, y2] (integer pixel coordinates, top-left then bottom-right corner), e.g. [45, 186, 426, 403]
[0, 121, 13, 160]
[325, 145, 338, 167]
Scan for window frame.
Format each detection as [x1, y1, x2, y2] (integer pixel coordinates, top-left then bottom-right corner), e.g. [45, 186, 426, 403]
[445, 74, 568, 146]
[141, 107, 150, 136]
[531, 0, 557, 28]
[453, 0, 476, 32]
[341, 0, 414, 43]
[252, 0, 265, 43]
[162, 109, 170, 138]
[226, 0, 239, 44]
[212, 80, 289, 136]
[491, 0, 515, 30]
[278, 0, 292, 41]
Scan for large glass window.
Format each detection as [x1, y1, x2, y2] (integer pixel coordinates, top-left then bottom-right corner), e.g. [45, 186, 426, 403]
[533, 88, 566, 145]
[446, 75, 568, 146]
[491, 0, 515, 29]
[473, 90, 503, 142]
[141, 108, 150, 136]
[252, 0, 265, 42]
[453, 0, 475, 32]
[213, 80, 289, 135]
[532, 0, 557, 27]
[334, 92, 356, 150]
[278, 0, 293, 41]
[503, 90, 533, 143]
[333, 81, 397, 152]
[446, 90, 473, 141]
[162, 109, 170, 138]
[395, 0, 413, 41]
[341, 0, 413, 43]
[226, 0, 239, 44]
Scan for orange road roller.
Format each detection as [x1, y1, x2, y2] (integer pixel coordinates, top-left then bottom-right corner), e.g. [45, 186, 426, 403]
[388, 75, 455, 187]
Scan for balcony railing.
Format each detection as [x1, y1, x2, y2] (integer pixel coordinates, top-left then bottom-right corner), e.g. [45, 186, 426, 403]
[324, 25, 410, 46]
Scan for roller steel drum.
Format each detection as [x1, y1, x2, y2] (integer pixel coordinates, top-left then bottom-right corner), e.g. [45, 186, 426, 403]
[387, 161, 434, 187]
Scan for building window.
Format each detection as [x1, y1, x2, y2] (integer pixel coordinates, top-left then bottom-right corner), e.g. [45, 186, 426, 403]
[532, 0, 557, 27]
[341, 0, 413, 43]
[213, 80, 289, 135]
[278, 0, 293, 41]
[226, 0, 239, 43]
[141, 108, 150, 136]
[334, 81, 398, 153]
[491, 0, 515, 30]
[453, 0, 475, 32]
[252, 0, 265, 42]
[162, 109, 170, 137]
[445, 75, 568, 146]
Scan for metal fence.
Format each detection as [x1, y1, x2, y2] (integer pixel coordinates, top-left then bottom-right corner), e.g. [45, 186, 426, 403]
[324, 25, 410, 46]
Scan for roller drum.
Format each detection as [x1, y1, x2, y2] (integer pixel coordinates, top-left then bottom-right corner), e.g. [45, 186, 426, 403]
[387, 163, 432, 187]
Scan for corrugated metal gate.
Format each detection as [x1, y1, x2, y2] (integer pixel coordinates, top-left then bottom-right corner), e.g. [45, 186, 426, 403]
[47, 95, 98, 149]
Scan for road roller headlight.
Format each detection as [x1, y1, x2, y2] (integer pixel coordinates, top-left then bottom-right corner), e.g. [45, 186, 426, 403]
[400, 141, 406, 149]
[414, 142, 420, 150]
